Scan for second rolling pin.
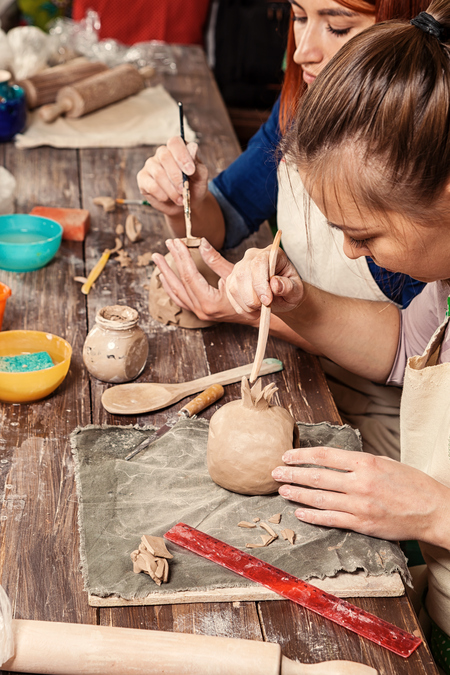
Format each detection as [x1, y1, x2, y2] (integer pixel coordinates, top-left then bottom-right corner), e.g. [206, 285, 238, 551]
[17, 58, 108, 109]
[39, 64, 146, 123]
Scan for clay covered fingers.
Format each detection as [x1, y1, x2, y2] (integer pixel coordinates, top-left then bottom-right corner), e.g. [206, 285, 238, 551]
[225, 245, 304, 316]
[137, 137, 209, 216]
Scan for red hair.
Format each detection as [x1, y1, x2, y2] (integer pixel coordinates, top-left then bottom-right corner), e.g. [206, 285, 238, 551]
[279, 0, 430, 131]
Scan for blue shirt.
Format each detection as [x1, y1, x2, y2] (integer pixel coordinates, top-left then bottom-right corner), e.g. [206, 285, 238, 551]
[211, 98, 425, 309]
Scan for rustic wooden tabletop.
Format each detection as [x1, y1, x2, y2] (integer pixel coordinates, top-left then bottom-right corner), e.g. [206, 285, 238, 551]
[0, 45, 439, 675]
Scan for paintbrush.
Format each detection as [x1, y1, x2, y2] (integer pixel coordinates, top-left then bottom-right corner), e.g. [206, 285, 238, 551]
[115, 198, 151, 206]
[178, 101, 193, 240]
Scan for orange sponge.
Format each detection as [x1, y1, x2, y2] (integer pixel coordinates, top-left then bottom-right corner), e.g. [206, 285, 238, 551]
[30, 206, 90, 241]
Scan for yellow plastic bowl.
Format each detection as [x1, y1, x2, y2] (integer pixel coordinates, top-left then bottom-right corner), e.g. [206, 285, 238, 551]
[0, 330, 72, 402]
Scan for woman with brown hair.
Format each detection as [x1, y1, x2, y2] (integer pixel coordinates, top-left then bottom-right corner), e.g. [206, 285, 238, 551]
[139, 0, 428, 463]
[224, 1, 450, 667]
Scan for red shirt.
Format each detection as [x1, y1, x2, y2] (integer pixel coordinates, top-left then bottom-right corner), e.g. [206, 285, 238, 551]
[72, 0, 211, 46]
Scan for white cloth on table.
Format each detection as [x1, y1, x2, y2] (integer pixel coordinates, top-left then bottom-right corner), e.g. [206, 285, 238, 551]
[15, 85, 196, 149]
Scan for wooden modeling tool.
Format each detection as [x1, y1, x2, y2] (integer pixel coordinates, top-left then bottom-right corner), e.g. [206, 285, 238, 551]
[81, 249, 111, 295]
[178, 101, 193, 241]
[2, 617, 378, 674]
[250, 230, 282, 384]
[39, 64, 145, 123]
[125, 384, 224, 460]
[165, 523, 422, 659]
[101, 358, 283, 414]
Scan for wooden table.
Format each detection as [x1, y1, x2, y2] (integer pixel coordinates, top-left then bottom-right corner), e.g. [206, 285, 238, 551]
[0, 45, 439, 675]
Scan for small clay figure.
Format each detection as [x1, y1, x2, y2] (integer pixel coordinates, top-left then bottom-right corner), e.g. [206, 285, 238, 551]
[149, 238, 220, 328]
[207, 377, 295, 495]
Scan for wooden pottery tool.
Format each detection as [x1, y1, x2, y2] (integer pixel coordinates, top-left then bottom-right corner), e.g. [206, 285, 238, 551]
[81, 249, 110, 295]
[16, 58, 108, 109]
[101, 358, 283, 415]
[2, 617, 378, 675]
[38, 64, 146, 123]
[250, 230, 282, 384]
[125, 384, 224, 460]
[178, 101, 194, 241]
[165, 523, 422, 659]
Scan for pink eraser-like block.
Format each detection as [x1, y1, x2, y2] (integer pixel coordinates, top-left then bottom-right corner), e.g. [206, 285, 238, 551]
[30, 206, 90, 241]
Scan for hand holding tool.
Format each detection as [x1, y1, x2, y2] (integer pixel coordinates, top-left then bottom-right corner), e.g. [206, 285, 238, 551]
[125, 384, 224, 460]
[178, 101, 193, 241]
[250, 230, 282, 384]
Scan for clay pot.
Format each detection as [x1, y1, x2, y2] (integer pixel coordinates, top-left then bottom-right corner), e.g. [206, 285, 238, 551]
[83, 305, 149, 383]
[207, 378, 295, 495]
[149, 238, 220, 329]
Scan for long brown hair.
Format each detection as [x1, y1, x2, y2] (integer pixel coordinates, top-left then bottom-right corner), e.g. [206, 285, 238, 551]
[283, 0, 450, 223]
[279, 0, 430, 132]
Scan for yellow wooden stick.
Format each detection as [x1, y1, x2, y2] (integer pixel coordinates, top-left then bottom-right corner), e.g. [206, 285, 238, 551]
[81, 249, 110, 295]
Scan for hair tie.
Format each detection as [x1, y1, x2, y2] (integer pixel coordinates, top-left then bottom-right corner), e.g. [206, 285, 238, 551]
[411, 11, 450, 42]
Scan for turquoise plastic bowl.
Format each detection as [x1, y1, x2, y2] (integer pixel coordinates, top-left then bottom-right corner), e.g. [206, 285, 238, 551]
[0, 214, 63, 272]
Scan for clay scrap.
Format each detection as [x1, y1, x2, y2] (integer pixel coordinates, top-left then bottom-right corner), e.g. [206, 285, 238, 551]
[207, 376, 295, 495]
[115, 249, 132, 267]
[125, 214, 142, 242]
[238, 521, 256, 528]
[281, 528, 296, 545]
[93, 195, 116, 212]
[131, 535, 173, 586]
[268, 513, 281, 524]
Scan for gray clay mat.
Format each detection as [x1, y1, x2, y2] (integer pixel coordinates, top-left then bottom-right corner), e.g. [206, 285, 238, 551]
[70, 419, 410, 600]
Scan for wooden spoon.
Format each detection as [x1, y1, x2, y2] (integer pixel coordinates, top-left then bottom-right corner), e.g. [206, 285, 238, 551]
[101, 358, 283, 415]
[250, 230, 282, 384]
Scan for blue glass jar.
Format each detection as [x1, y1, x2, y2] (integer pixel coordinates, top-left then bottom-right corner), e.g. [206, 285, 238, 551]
[0, 71, 27, 143]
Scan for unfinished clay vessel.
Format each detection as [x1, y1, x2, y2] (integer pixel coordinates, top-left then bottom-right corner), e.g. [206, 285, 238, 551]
[83, 305, 149, 383]
[149, 238, 220, 328]
[207, 377, 295, 495]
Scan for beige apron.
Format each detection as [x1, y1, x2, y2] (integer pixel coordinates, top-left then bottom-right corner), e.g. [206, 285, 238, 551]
[401, 315, 450, 635]
[277, 160, 402, 459]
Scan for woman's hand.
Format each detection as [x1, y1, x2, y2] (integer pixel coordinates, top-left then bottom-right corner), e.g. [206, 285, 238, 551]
[272, 447, 450, 546]
[152, 238, 260, 325]
[137, 137, 209, 218]
[225, 246, 305, 316]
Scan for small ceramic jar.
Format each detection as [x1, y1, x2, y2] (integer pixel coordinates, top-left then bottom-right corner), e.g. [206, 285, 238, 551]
[83, 305, 149, 383]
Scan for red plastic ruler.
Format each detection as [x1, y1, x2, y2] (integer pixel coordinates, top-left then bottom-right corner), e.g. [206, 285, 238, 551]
[164, 522, 422, 658]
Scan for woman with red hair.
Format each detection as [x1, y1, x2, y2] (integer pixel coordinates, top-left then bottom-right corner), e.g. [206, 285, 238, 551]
[138, 0, 428, 461]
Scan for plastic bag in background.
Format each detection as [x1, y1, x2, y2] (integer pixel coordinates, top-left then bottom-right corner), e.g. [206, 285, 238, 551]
[6, 26, 51, 79]
[48, 11, 177, 73]
[0, 584, 13, 667]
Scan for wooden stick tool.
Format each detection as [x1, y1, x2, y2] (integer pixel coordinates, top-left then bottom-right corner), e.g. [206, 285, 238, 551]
[178, 101, 193, 241]
[250, 230, 282, 384]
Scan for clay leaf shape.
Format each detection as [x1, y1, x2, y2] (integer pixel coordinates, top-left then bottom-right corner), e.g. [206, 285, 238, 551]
[241, 376, 278, 411]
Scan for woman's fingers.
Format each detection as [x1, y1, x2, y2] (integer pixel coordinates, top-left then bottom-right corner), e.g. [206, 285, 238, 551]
[225, 245, 304, 315]
[198, 239, 234, 278]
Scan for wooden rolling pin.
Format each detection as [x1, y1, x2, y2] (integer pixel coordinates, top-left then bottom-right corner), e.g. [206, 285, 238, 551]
[16, 58, 108, 109]
[38, 64, 146, 123]
[1, 619, 378, 675]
